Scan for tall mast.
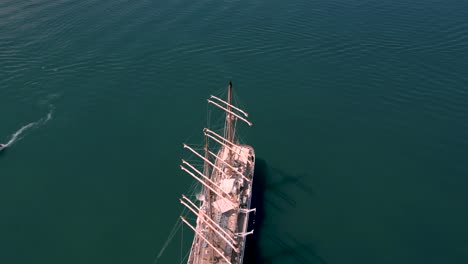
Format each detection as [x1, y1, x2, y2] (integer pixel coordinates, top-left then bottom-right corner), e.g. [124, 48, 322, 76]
[203, 135, 212, 217]
[227, 80, 234, 143]
[203, 134, 215, 262]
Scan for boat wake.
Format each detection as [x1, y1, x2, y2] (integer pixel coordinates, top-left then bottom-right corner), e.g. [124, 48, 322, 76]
[2, 107, 54, 149]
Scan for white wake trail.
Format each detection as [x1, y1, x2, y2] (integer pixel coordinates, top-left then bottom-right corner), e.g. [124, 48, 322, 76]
[3, 107, 54, 148]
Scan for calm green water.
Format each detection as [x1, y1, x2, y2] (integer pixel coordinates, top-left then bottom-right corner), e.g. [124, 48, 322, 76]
[1, 0, 468, 263]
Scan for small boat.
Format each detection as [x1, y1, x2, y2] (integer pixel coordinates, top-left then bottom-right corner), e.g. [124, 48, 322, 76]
[0, 143, 6, 151]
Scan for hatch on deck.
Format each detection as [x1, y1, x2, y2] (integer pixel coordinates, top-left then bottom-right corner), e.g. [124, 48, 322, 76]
[212, 197, 235, 213]
[219, 179, 236, 193]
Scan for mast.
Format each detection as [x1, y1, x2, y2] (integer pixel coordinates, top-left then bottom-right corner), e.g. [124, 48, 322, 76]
[202, 134, 214, 263]
[203, 135, 211, 183]
[226, 80, 235, 167]
[227, 80, 234, 144]
[204, 136, 217, 264]
[177, 81, 255, 264]
[203, 135, 213, 226]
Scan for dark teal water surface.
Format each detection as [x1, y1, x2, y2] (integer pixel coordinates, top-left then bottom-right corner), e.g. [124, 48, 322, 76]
[1, 0, 467, 263]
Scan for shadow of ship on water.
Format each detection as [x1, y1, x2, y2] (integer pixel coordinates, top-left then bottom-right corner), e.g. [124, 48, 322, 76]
[243, 159, 326, 264]
[0, 148, 8, 158]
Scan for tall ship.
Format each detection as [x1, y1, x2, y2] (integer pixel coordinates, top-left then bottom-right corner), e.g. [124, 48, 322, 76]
[178, 81, 256, 264]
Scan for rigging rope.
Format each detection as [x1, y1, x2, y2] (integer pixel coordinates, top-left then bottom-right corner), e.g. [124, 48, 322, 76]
[178, 247, 191, 264]
[153, 179, 199, 264]
[180, 222, 184, 264]
[153, 219, 182, 262]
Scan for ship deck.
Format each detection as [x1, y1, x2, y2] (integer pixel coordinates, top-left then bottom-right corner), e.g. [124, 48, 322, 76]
[187, 144, 255, 264]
